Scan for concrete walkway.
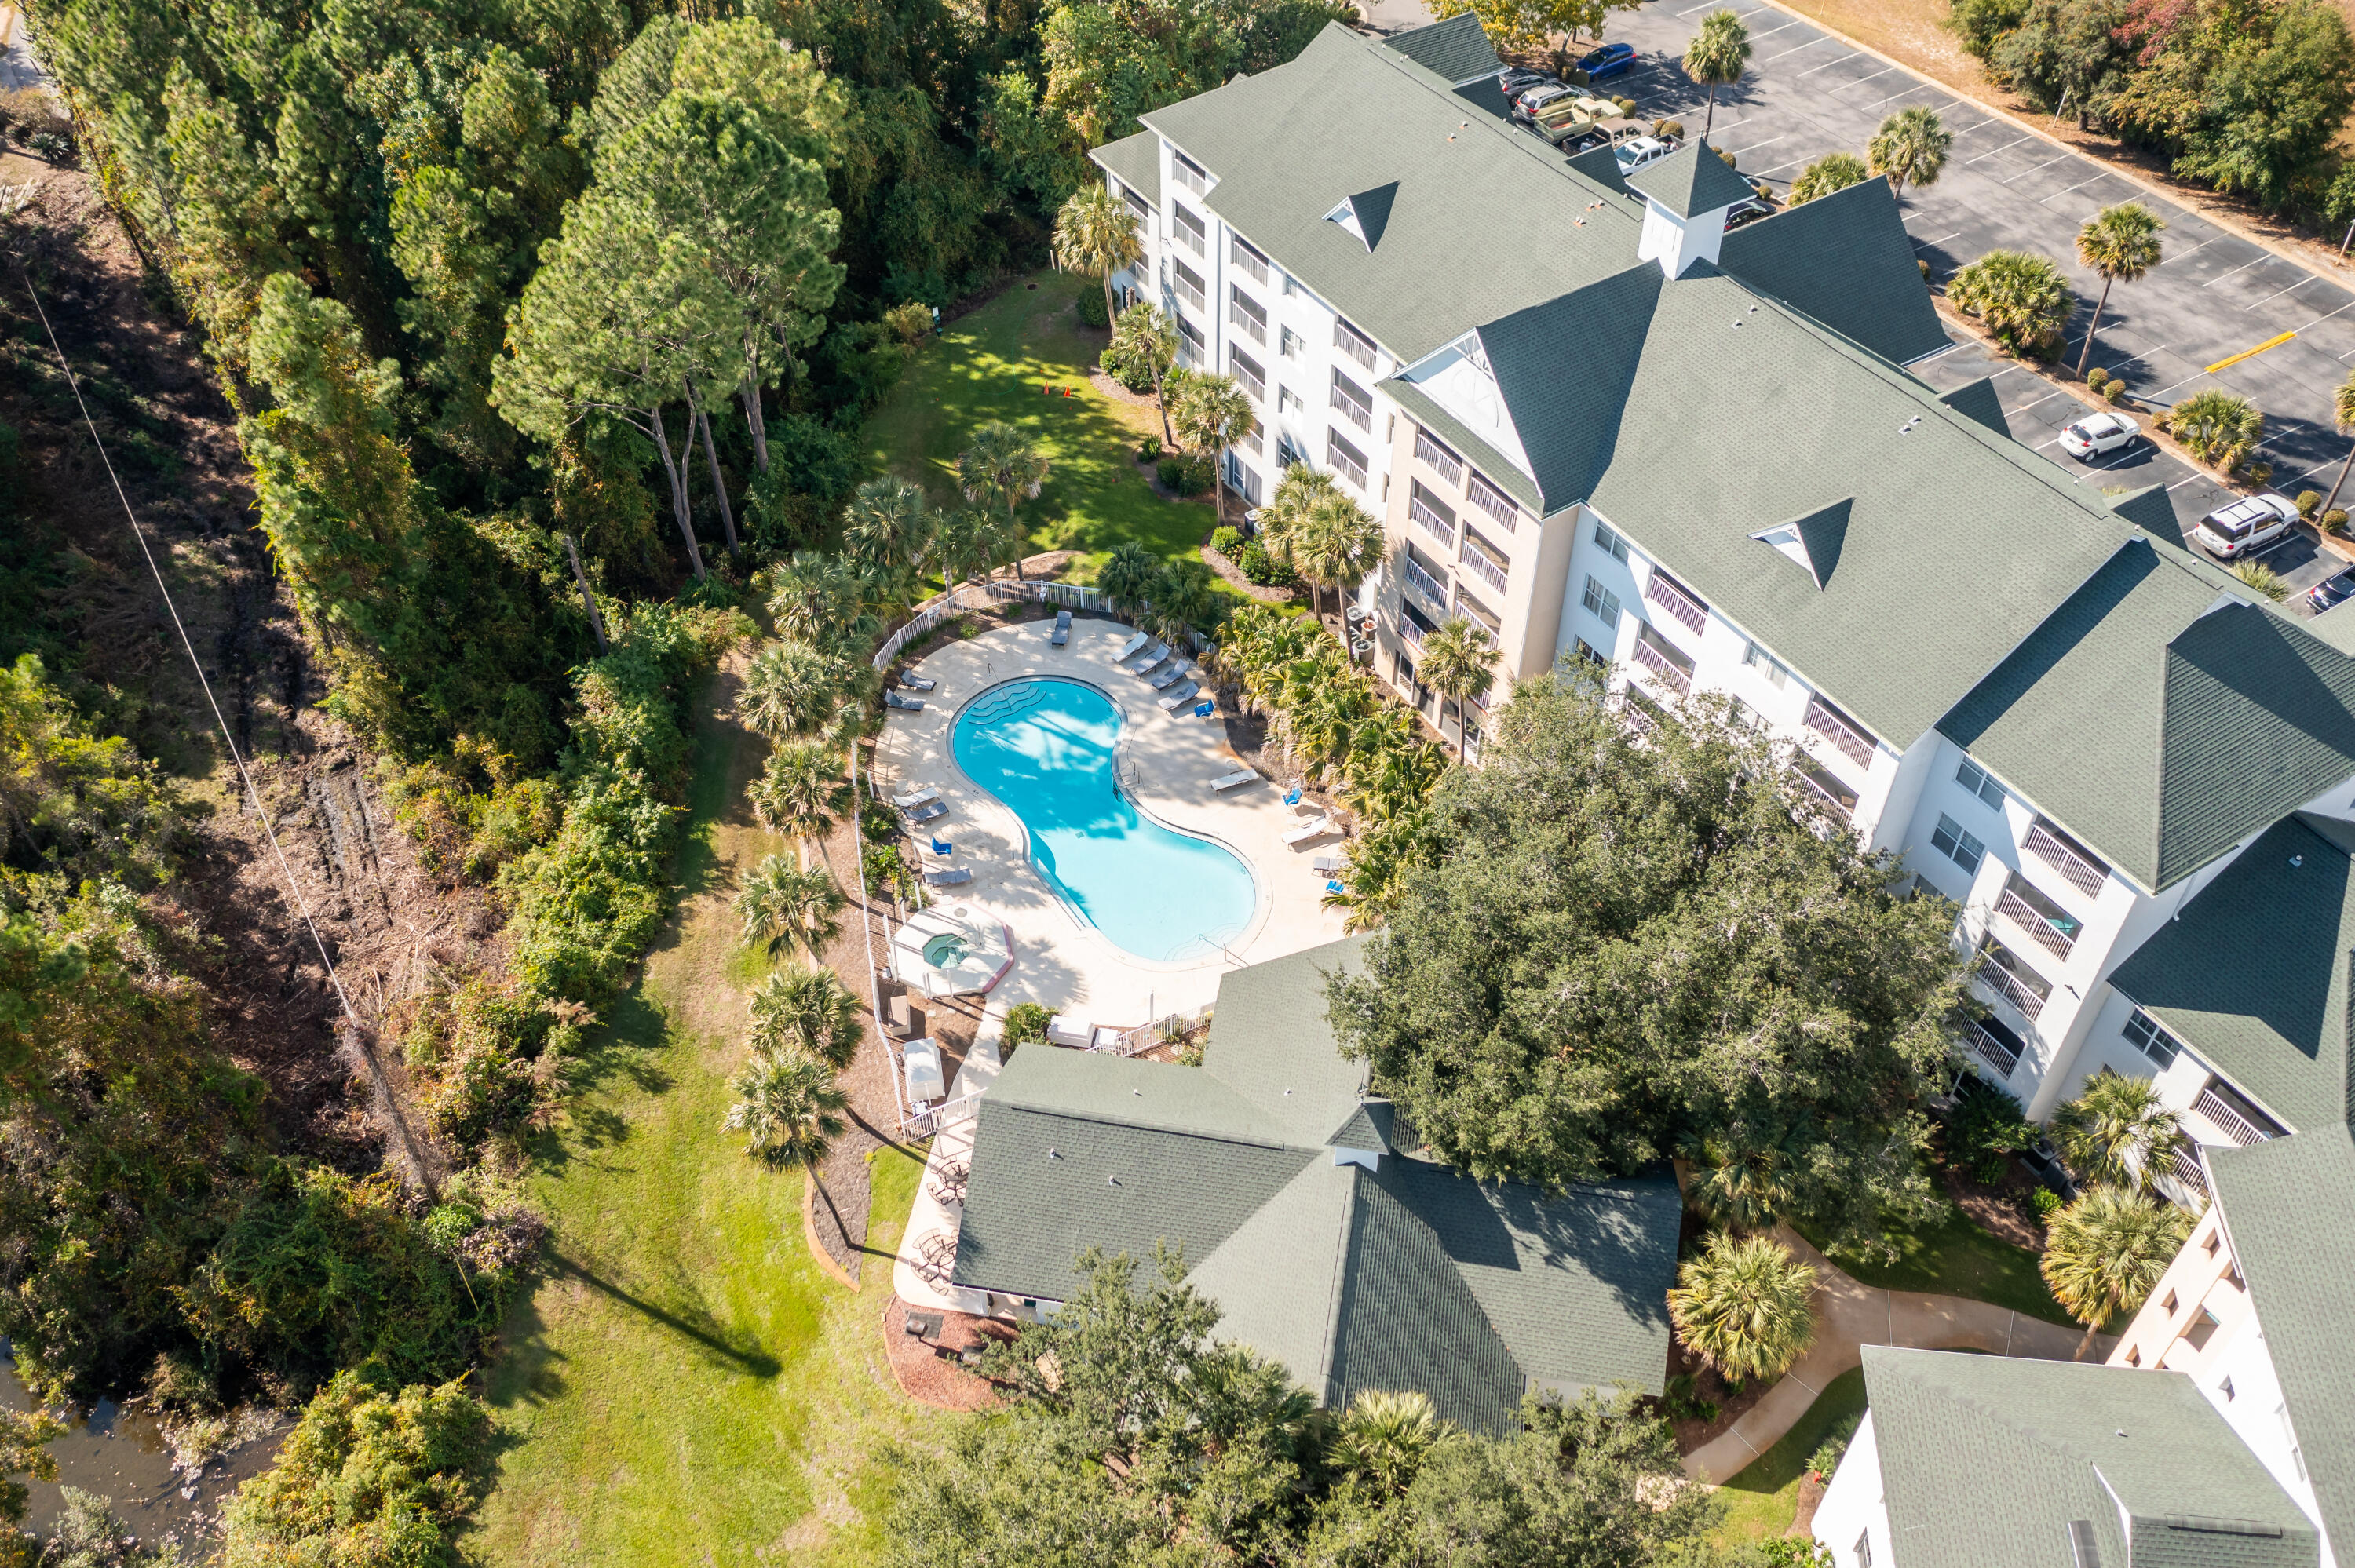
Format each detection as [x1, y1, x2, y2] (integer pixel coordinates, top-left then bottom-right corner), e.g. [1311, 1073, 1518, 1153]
[1682, 1225, 2109, 1482]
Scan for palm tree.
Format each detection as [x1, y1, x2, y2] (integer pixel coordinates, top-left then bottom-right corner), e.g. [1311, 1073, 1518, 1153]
[738, 639, 847, 743]
[1289, 491, 1386, 625]
[2317, 371, 2355, 519]
[750, 739, 851, 869]
[2075, 202, 2166, 374]
[747, 964, 862, 1069]
[2232, 561, 2290, 602]
[1143, 559, 1220, 644]
[1683, 1118, 1810, 1232]
[1322, 808, 1438, 932]
[1052, 183, 1144, 330]
[1332, 1390, 1442, 1494]
[2042, 1185, 2192, 1358]
[1257, 463, 1341, 563]
[2050, 1070, 2189, 1193]
[842, 476, 933, 586]
[734, 853, 848, 961]
[1682, 10, 1751, 138]
[1667, 1231, 1818, 1385]
[768, 551, 885, 647]
[1948, 250, 2073, 357]
[1102, 301, 1180, 446]
[723, 1048, 852, 1239]
[1416, 618, 1499, 760]
[1168, 371, 1259, 529]
[1097, 541, 1164, 622]
[1791, 151, 1870, 204]
[2168, 389, 2266, 472]
[1868, 106, 1952, 199]
[955, 421, 1050, 579]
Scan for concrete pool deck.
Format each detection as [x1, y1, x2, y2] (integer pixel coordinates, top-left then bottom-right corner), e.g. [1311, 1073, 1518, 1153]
[871, 616, 1351, 1033]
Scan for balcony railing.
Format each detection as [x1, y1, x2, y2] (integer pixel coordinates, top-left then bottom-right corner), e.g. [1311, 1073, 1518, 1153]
[1401, 553, 1448, 609]
[1998, 888, 2076, 961]
[1956, 1016, 2021, 1076]
[1804, 696, 1875, 768]
[2166, 1147, 2211, 1202]
[1630, 632, 1692, 697]
[2195, 1085, 2282, 1147]
[1645, 571, 1707, 636]
[2025, 819, 2109, 899]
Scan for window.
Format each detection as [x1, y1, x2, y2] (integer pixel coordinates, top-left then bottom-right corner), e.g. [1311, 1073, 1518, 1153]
[1572, 637, 1606, 669]
[2163, 1290, 2179, 1316]
[1931, 814, 1986, 875]
[1460, 525, 1509, 593]
[1172, 149, 1209, 195]
[1455, 585, 1500, 638]
[1277, 384, 1305, 418]
[1408, 480, 1456, 547]
[1229, 345, 1265, 401]
[1956, 758, 2008, 811]
[2280, 1407, 2306, 1483]
[1582, 575, 1621, 631]
[1415, 428, 1462, 487]
[1468, 472, 1517, 532]
[1334, 315, 1378, 373]
[1806, 695, 1876, 768]
[2125, 1345, 2141, 1366]
[1791, 753, 1857, 815]
[1276, 431, 1309, 470]
[1225, 453, 1262, 505]
[1238, 421, 1263, 455]
[2203, 1231, 2222, 1258]
[1229, 232, 1269, 285]
[1282, 271, 1298, 297]
[1171, 201, 1207, 254]
[1280, 325, 1302, 359]
[1327, 429, 1368, 489]
[1402, 542, 1448, 606]
[2221, 1376, 2235, 1402]
[1592, 520, 1630, 564]
[1855, 1532, 1872, 1568]
[1646, 569, 1707, 636]
[1743, 642, 1790, 687]
[2123, 1008, 2182, 1069]
[1329, 369, 1372, 431]
[1229, 285, 1267, 344]
[1399, 596, 1438, 645]
[2184, 1307, 2221, 1351]
[1172, 257, 1207, 312]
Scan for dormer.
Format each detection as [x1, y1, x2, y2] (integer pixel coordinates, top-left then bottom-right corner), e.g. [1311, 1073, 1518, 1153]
[1324, 181, 1399, 253]
[1327, 1099, 1396, 1172]
[1623, 141, 1756, 279]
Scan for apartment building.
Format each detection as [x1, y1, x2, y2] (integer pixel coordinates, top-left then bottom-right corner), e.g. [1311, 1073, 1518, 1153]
[1087, 16, 2355, 1202]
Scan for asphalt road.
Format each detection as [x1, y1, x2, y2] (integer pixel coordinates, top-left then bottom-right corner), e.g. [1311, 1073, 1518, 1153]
[1597, 0, 2355, 523]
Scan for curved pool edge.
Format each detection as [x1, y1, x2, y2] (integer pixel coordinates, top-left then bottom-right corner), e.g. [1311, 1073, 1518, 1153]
[944, 673, 1272, 969]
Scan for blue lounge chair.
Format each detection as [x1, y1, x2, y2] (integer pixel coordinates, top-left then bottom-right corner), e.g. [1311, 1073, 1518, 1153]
[885, 690, 924, 712]
[1051, 609, 1072, 647]
[1325, 879, 1346, 895]
[1282, 785, 1303, 807]
[928, 837, 954, 856]
[1193, 700, 1216, 718]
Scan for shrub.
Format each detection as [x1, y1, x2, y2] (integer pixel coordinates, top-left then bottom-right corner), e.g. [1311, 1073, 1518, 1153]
[2032, 1186, 2065, 1221]
[1717, 147, 1738, 169]
[1613, 96, 1636, 115]
[2233, 560, 2290, 602]
[2327, 508, 2349, 534]
[1237, 538, 1300, 588]
[1655, 119, 1685, 139]
[1075, 287, 1110, 329]
[1139, 434, 1163, 461]
[1948, 0, 2030, 56]
[859, 798, 900, 842]
[1948, 249, 2072, 356]
[1002, 1002, 1052, 1051]
[1791, 151, 1870, 204]
[1156, 454, 1212, 495]
[1944, 1076, 2039, 1185]
[1660, 1372, 1719, 1424]
[1210, 525, 1244, 557]
[1809, 1427, 1853, 1481]
[2298, 490, 2323, 519]
[2087, 367, 2109, 391]
[2105, 379, 2130, 405]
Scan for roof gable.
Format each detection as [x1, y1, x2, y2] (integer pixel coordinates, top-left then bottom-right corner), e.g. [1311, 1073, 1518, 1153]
[1717, 174, 1948, 364]
[1623, 139, 1755, 217]
[1473, 264, 1664, 512]
[1089, 127, 1160, 209]
[1937, 375, 2010, 439]
[1202, 934, 1376, 1146]
[1753, 497, 1853, 589]
[1376, 12, 1503, 85]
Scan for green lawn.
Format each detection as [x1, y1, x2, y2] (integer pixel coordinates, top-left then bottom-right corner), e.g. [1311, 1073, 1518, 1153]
[1711, 1367, 1868, 1544]
[473, 686, 941, 1568]
[1800, 1207, 2075, 1329]
[864, 272, 1225, 585]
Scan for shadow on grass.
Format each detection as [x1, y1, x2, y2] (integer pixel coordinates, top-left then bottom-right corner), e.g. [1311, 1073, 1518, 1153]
[1797, 1206, 2072, 1329]
[550, 1251, 784, 1380]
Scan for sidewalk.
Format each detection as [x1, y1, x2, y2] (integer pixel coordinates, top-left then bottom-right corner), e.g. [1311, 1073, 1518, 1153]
[1682, 1225, 2107, 1482]
[889, 1031, 1002, 1315]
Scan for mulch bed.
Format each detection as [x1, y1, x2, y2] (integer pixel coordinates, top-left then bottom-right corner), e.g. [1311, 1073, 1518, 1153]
[1199, 541, 1297, 604]
[880, 1296, 1016, 1412]
[1941, 1158, 2047, 1252]
[1665, 1337, 1780, 1455]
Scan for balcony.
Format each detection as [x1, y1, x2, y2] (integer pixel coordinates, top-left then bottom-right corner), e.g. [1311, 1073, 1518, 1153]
[1955, 1014, 2022, 1076]
[1228, 286, 1266, 345]
[1977, 939, 2051, 1022]
[2194, 1080, 2285, 1147]
[1631, 624, 1692, 697]
[1334, 316, 1378, 374]
[1460, 527, 1509, 594]
[1790, 756, 1857, 817]
[1645, 570, 1707, 636]
[1997, 871, 2083, 962]
[1409, 481, 1457, 549]
[1804, 695, 1875, 768]
[2165, 1147, 2211, 1203]
[1172, 151, 1209, 195]
[1401, 550, 1448, 610]
[2025, 818, 2109, 899]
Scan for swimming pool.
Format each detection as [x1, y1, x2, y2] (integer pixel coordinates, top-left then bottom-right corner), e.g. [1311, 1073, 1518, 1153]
[952, 678, 1258, 962]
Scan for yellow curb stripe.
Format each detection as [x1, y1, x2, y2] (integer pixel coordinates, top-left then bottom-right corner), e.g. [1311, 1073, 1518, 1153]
[2205, 331, 2297, 374]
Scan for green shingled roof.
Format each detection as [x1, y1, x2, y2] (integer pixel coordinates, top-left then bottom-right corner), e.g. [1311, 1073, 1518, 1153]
[1715, 175, 1949, 365]
[1623, 139, 1758, 218]
[2208, 1129, 2355, 1560]
[1937, 375, 2011, 438]
[2107, 814, 2355, 1134]
[1377, 13, 1502, 85]
[1862, 1346, 2320, 1568]
[951, 939, 1681, 1429]
[1089, 126, 1159, 209]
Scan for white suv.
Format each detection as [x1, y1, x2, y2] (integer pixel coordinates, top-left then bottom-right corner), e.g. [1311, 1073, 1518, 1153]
[1615, 137, 1674, 174]
[2192, 494, 2300, 560]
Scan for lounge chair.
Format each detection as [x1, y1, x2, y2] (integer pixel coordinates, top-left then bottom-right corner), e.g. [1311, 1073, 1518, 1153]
[1127, 639, 1168, 669]
[1310, 854, 1345, 874]
[885, 690, 924, 712]
[890, 785, 941, 810]
[1156, 681, 1199, 711]
[1051, 609, 1072, 647]
[1325, 879, 1346, 895]
[1283, 815, 1337, 847]
[1211, 769, 1258, 792]
[1281, 784, 1304, 807]
[1193, 700, 1217, 718]
[924, 837, 955, 858]
[923, 865, 973, 886]
[903, 799, 947, 825]
[896, 672, 937, 692]
[1148, 659, 1192, 691]
[1115, 631, 1149, 662]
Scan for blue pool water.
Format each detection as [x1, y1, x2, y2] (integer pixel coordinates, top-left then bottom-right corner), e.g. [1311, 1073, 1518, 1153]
[952, 678, 1258, 962]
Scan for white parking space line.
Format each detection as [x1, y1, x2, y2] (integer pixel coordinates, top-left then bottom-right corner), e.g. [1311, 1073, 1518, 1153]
[1836, 63, 1904, 89]
[1984, 365, 2028, 381]
[2012, 389, 2076, 414]
[1793, 46, 1861, 74]
[1747, 17, 1804, 38]
[1964, 133, 2034, 164]
[2200, 253, 2275, 289]
[1910, 230, 1964, 250]
[1944, 116, 2003, 138]
[2003, 151, 2073, 184]
[1706, 116, 1750, 135]
[1761, 35, 1835, 61]
[2243, 275, 2329, 311]
[1863, 82, 1934, 112]
[1726, 134, 1785, 157]
[2291, 301, 2355, 334]
[2151, 236, 2218, 269]
[2037, 177, 2101, 205]
[2166, 472, 2212, 491]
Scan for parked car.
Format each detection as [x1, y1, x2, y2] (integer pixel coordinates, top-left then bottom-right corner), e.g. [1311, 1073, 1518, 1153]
[1615, 135, 1674, 173]
[2308, 566, 2355, 613]
[1723, 195, 1776, 229]
[2057, 410, 2139, 459]
[1574, 41, 1636, 79]
[1512, 82, 1575, 118]
[2191, 494, 2300, 559]
[1495, 67, 1554, 100]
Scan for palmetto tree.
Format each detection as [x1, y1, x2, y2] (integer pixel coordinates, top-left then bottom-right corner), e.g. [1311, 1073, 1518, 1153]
[1791, 151, 1870, 204]
[1168, 371, 1259, 529]
[2075, 202, 2166, 374]
[1948, 250, 2073, 357]
[734, 853, 847, 961]
[2042, 1185, 2192, 1359]
[1868, 106, 1952, 198]
[1332, 1390, 1442, 1495]
[2168, 389, 2266, 472]
[1289, 491, 1386, 625]
[1102, 301, 1180, 447]
[768, 550, 886, 647]
[738, 638, 847, 743]
[1052, 182, 1144, 330]
[2318, 371, 2355, 518]
[842, 476, 933, 589]
[1682, 10, 1752, 138]
[1416, 617, 1499, 760]
[1667, 1231, 1818, 1385]
[750, 739, 851, 868]
[1256, 464, 1341, 563]
[955, 421, 1050, 579]
[1684, 1118, 1811, 1232]
[723, 1048, 852, 1239]
[1096, 541, 1164, 622]
[1322, 808, 1438, 933]
[747, 964, 862, 1069]
[2051, 1070, 2189, 1193]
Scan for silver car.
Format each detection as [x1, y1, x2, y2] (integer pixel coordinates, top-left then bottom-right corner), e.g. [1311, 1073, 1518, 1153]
[2191, 494, 2300, 559]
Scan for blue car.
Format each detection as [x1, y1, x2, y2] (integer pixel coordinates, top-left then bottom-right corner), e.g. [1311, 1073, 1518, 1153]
[1576, 41, 1636, 79]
